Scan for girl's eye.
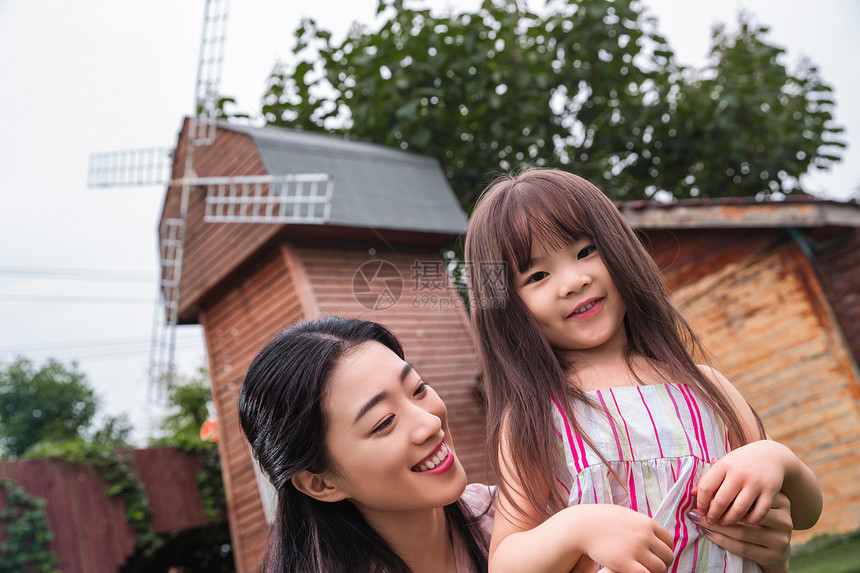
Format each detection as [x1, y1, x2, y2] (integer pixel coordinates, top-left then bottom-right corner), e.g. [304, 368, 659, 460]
[372, 415, 395, 434]
[525, 271, 549, 284]
[577, 245, 597, 260]
[413, 381, 428, 397]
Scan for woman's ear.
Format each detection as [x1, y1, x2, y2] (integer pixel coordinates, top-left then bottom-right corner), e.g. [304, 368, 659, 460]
[291, 470, 348, 503]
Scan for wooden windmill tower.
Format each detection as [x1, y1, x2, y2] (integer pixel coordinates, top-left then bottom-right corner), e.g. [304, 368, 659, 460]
[159, 120, 488, 571]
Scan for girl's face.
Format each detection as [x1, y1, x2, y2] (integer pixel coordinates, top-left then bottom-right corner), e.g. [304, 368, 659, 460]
[321, 340, 468, 517]
[515, 235, 628, 360]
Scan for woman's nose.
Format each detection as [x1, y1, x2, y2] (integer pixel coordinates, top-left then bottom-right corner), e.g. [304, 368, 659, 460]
[410, 404, 443, 444]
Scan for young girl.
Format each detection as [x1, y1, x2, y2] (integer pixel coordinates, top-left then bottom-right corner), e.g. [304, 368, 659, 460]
[464, 168, 822, 572]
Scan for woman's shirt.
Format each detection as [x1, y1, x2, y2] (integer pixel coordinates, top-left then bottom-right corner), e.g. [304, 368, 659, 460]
[454, 483, 496, 573]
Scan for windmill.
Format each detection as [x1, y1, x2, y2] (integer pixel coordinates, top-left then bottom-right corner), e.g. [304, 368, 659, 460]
[87, 0, 332, 387]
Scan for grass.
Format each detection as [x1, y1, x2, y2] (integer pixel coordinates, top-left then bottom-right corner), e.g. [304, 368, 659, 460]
[789, 529, 860, 573]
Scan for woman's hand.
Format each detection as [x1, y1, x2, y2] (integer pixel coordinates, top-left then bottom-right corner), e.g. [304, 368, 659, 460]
[689, 492, 793, 573]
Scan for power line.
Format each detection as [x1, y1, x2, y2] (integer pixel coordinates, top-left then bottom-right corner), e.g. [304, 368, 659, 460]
[0, 341, 204, 362]
[0, 334, 202, 354]
[0, 294, 155, 304]
[0, 266, 156, 283]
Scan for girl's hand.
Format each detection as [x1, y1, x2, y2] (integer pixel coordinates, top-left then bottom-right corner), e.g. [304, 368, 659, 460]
[694, 440, 790, 526]
[689, 492, 792, 573]
[574, 505, 674, 573]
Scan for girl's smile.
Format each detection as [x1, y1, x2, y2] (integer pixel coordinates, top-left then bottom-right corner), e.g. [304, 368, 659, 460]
[516, 236, 627, 358]
[567, 297, 604, 319]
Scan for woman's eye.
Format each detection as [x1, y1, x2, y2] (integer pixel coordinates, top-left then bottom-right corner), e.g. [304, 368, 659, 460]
[413, 382, 428, 397]
[577, 245, 597, 260]
[372, 415, 394, 434]
[525, 271, 549, 284]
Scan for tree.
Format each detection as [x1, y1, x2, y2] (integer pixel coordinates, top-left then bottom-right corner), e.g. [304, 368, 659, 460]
[262, 0, 843, 206]
[0, 358, 98, 457]
[635, 14, 845, 199]
[0, 358, 135, 458]
[151, 367, 213, 446]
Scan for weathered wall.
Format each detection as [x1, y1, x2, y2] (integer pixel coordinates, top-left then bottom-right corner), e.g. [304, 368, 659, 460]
[0, 447, 212, 573]
[646, 228, 860, 541]
[200, 247, 301, 573]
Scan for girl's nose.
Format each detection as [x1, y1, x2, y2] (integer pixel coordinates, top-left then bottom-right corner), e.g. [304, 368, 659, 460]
[560, 266, 591, 296]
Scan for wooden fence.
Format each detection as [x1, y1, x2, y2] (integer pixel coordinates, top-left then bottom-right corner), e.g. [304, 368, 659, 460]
[0, 447, 215, 573]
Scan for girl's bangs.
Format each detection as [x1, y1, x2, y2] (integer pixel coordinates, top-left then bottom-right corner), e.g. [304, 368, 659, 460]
[498, 180, 589, 274]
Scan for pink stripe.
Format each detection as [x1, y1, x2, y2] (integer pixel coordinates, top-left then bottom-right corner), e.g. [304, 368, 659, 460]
[670, 466, 699, 573]
[607, 389, 640, 513]
[574, 427, 589, 469]
[666, 386, 696, 457]
[680, 385, 709, 461]
[637, 386, 664, 458]
[555, 477, 570, 496]
[551, 395, 583, 473]
[609, 388, 635, 459]
[678, 385, 705, 460]
[597, 390, 625, 461]
[628, 466, 638, 512]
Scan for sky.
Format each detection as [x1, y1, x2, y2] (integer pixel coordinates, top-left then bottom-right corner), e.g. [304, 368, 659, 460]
[0, 0, 857, 444]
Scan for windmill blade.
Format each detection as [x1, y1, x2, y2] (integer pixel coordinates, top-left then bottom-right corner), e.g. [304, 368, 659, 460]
[191, 0, 230, 146]
[87, 146, 173, 188]
[201, 174, 334, 223]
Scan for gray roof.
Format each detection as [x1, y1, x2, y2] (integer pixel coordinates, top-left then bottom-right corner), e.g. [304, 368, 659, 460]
[220, 122, 468, 235]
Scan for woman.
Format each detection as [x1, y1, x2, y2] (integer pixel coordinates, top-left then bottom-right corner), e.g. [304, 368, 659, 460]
[238, 316, 794, 573]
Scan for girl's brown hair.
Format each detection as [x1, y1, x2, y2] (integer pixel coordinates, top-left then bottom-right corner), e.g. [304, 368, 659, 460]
[465, 168, 763, 522]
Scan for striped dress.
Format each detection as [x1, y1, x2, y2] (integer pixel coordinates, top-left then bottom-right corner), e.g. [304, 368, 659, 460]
[551, 383, 760, 572]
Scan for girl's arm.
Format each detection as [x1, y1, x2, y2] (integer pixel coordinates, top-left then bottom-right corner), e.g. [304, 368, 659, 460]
[695, 366, 823, 530]
[489, 431, 674, 573]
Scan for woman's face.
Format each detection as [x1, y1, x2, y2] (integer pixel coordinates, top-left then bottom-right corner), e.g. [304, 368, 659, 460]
[321, 340, 468, 515]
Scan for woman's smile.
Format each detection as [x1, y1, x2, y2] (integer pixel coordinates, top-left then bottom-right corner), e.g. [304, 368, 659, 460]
[412, 441, 454, 473]
[322, 341, 468, 513]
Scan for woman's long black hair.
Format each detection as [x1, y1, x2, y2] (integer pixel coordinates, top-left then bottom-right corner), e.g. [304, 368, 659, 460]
[238, 316, 488, 572]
